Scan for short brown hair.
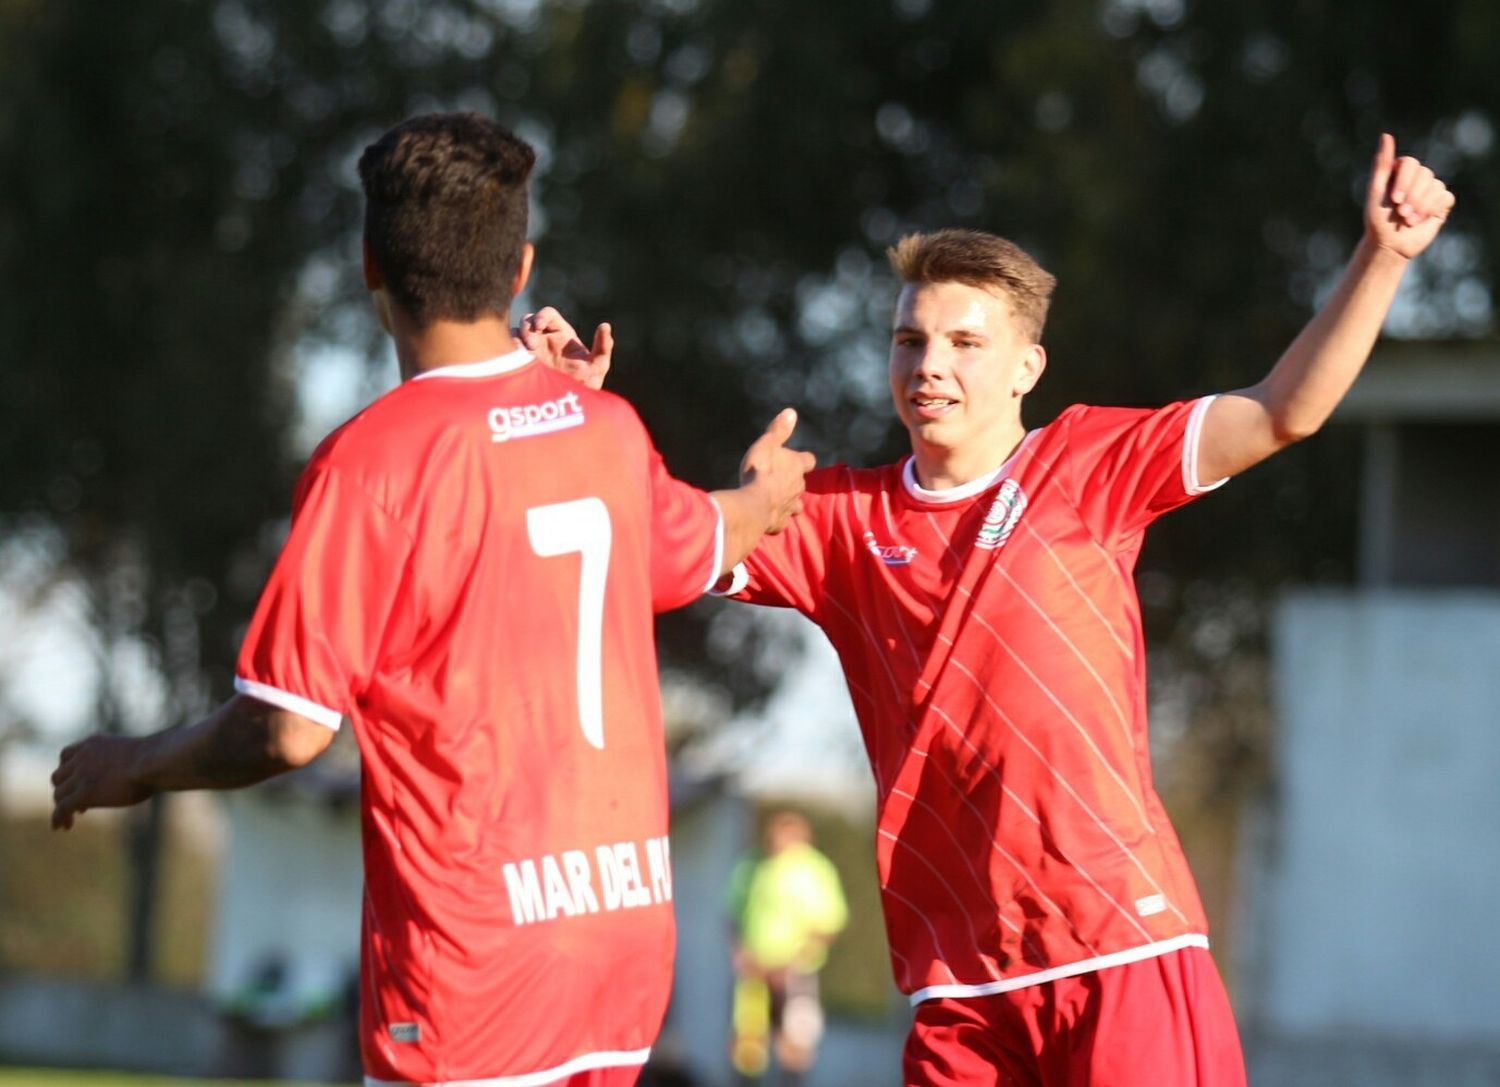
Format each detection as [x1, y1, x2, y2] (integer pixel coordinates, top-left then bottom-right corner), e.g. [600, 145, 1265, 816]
[358, 112, 536, 326]
[887, 230, 1057, 341]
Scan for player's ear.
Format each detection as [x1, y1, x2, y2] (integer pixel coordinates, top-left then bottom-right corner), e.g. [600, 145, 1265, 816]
[361, 237, 382, 290]
[1014, 344, 1046, 396]
[511, 242, 535, 299]
[362, 238, 396, 335]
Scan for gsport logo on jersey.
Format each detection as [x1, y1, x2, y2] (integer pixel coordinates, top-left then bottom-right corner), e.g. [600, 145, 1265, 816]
[864, 530, 918, 566]
[488, 390, 586, 442]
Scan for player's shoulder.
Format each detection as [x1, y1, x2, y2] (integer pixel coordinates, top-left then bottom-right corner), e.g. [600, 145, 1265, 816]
[1038, 402, 1112, 432]
[312, 363, 646, 467]
[806, 460, 901, 498]
[302, 407, 373, 476]
[300, 380, 420, 479]
[498, 361, 649, 434]
[550, 381, 657, 463]
[570, 381, 651, 432]
[1031, 402, 1155, 444]
[1056, 398, 1212, 424]
[1045, 399, 1202, 443]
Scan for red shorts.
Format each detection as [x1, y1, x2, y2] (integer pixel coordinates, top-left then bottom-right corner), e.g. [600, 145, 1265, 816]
[902, 948, 1246, 1087]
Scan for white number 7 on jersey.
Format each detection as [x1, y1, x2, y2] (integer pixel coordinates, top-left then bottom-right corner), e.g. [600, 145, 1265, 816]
[527, 498, 612, 749]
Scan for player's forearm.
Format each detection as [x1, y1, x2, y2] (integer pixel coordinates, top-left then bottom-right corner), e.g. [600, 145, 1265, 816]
[132, 695, 329, 792]
[1252, 237, 1408, 440]
[1203, 238, 1409, 480]
[711, 486, 776, 576]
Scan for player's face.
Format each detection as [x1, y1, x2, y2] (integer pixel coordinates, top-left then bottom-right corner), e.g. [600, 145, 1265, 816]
[889, 281, 1044, 468]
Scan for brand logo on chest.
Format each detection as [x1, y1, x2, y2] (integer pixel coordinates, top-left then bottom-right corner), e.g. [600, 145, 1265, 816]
[863, 531, 918, 566]
[976, 479, 1027, 550]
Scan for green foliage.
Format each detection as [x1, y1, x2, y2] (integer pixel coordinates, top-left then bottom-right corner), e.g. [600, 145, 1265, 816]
[509, 0, 1499, 701]
[0, 0, 537, 694]
[2, 7, 1497, 995]
[0, 1071, 340, 1087]
[0, 805, 217, 984]
[3, 0, 1496, 712]
[0, 813, 130, 978]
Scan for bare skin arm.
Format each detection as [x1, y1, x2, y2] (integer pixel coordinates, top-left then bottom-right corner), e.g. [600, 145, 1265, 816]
[713, 408, 816, 575]
[1198, 134, 1456, 482]
[51, 694, 335, 829]
[520, 315, 815, 573]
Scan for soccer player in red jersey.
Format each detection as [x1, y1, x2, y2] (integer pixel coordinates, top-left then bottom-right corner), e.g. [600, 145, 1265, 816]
[49, 112, 814, 1087]
[533, 135, 1454, 1085]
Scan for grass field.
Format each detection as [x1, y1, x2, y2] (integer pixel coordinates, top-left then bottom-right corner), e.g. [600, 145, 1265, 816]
[0, 1072, 341, 1087]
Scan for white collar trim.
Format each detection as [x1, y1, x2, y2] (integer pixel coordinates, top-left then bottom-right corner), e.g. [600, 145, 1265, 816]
[901, 431, 1036, 505]
[411, 347, 535, 381]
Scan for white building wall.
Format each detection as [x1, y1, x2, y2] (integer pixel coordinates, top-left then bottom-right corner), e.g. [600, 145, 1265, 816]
[1240, 590, 1500, 1083]
[209, 790, 363, 1017]
[655, 792, 748, 1084]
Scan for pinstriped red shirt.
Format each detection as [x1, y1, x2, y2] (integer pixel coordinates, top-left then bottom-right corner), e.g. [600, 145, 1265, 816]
[729, 398, 1225, 1002]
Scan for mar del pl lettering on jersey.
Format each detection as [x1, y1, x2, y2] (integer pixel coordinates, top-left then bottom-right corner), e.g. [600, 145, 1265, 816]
[234, 348, 724, 1085]
[721, 396, 1226, 1003]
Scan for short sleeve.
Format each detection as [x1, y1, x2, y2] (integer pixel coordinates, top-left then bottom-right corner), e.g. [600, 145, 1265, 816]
[235, 463, 413, 727]
[720, 472, 843, 620]
[1061, 397, 1225, 547]
[645, 444, 724, 612]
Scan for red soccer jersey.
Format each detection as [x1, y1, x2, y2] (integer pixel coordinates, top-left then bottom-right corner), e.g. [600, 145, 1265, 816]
[235, 349, 722, 1085]
[727, 398, 1224, 1002]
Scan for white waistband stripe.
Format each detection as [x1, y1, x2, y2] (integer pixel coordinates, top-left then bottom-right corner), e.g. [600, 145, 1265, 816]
[908, 933, 1211, 1004]
[364, 1045, 651, 1087]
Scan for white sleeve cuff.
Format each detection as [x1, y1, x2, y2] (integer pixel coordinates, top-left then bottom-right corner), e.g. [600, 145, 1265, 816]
[1183, 395, 1230, 495]
[708, 563, 750, 597]
[702, 497, 727, 596]
[234, 677, 343, 731]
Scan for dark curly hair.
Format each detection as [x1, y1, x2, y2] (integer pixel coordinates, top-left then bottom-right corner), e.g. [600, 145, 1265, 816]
[358, 112, 537, 326]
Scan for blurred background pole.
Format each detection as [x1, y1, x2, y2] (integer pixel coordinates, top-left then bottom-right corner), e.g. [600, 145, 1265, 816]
[125, 795, 165, 984]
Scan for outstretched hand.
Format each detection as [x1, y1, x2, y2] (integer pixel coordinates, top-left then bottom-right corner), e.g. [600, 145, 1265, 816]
[740, 408, 817, 535]
[51, 734, 153, 830]
[1366, 133, 1455, 261]
[519, 307, 613, 390]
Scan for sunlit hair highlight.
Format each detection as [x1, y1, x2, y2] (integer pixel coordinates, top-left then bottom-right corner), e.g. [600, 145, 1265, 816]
[887, 230, 1056, 341]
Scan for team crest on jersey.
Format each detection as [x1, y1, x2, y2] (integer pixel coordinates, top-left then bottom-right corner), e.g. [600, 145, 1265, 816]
[975, 479, 1027, 550]
[487, 390, 586, 442]
[863, 531, 918, 566]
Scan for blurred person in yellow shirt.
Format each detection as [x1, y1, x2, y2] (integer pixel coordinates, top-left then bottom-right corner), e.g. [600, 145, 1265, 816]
[726, 810, 849, 1086]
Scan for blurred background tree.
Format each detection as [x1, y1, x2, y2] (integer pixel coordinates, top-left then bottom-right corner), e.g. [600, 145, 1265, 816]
[1, 0, 1495, 984]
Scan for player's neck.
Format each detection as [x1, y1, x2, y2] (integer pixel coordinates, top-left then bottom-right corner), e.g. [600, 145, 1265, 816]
[909, 423, 1028, 491]
[395, 314, 521, 381]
